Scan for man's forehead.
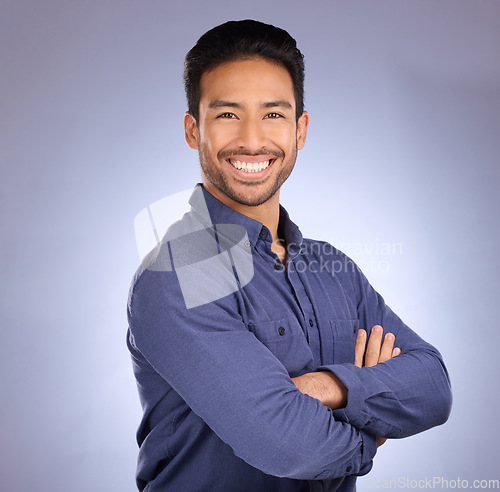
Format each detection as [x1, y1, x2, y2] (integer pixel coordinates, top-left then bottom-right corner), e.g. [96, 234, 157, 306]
[198, 59, 295, 107]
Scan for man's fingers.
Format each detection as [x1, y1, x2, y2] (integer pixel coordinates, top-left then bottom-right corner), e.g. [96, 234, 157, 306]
[354, 329, 367, 367]
[364, 325, 383, 367]
[357, 325, 401, 368]
[378, 333, 396, 363]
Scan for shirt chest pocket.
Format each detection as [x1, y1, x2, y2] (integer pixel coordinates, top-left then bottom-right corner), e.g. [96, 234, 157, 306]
[248, 316, 314, 377]
[322, 319, 359, 365]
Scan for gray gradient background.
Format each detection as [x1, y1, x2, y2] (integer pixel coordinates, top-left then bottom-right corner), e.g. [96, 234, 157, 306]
[1, 1, 499, 491]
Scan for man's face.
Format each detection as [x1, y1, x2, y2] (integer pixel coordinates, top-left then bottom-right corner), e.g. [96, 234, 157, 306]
[184, 58, 308, 208]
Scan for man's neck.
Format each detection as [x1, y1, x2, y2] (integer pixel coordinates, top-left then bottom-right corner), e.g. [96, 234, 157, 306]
[201, 183, 285, 261]
[235, 195, 287, 264]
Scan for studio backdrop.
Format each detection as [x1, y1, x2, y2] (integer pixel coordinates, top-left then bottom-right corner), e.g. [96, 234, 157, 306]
[1, 1, 499, 491]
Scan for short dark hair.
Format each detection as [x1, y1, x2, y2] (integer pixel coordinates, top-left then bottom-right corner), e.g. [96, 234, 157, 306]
[184, 20, 305, 122]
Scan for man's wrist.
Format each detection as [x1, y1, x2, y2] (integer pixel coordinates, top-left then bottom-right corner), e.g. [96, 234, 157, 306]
[292, 371, 347, 409]
[323, 371, 348, 409]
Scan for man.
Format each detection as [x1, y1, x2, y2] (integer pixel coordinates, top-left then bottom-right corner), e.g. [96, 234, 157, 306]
[127, 19, 452, 492]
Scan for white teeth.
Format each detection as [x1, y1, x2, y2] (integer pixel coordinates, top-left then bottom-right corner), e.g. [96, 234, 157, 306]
[230, 160, 270, 173]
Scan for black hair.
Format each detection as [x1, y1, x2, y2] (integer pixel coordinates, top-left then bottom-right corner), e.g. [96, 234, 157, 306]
[184, 20, 305, 122]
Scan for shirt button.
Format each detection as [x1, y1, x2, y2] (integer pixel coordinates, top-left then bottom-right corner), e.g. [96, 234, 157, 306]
[244, 240, 251, 248]
[346, 466, 352, 473]
[309, 319, 314, 327]
[278, 326, 286, 336]
[274, 262, 283, 271]
[259, 228, 268, 238]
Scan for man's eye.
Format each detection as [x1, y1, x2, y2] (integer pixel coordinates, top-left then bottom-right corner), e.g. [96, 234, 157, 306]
[217, 113, 236, 119]
[265, 112, 283, 119]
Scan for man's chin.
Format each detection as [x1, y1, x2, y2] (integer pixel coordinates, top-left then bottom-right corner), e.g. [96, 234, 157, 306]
[201, 163, 282, 208]
[224, 185, 277, 208]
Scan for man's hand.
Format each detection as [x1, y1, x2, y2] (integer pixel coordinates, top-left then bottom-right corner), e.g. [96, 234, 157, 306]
[292, 325, 401, 411]
[354, 325, 401, 447]
[355, 325, 401, 368]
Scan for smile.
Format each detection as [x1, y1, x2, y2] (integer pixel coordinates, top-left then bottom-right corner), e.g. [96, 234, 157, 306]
[229, 159, 271, 173]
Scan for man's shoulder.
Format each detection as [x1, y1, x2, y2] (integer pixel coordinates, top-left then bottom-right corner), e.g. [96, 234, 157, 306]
[128, 219, 252, 314]
[295, 237, 366, 284]
[300, 237, 354, 261]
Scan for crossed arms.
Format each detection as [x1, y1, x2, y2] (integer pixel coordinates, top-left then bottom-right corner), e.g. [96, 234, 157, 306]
[129, 264, 452, 480]
[293, 325, 402, 447]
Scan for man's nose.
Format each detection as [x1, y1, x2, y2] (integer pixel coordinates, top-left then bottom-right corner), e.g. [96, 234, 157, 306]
[235, 118, 267, 150]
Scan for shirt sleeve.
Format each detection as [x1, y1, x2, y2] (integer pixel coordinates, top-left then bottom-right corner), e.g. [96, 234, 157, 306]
[320, 263, 452, 439]
[128, 266, 377, 480]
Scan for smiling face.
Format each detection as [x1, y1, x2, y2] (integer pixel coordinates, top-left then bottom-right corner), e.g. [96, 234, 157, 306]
[184, 58, 308, 210]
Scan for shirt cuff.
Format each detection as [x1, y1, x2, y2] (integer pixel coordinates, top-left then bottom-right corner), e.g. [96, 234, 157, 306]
[320, 364, 378, 476]
[358, 430, 377, 475]
[319, 364, 371, 430]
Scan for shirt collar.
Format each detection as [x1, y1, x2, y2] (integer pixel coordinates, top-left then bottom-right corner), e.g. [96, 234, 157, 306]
[188, 183, 303, 254]
[278, 206, 303, 258]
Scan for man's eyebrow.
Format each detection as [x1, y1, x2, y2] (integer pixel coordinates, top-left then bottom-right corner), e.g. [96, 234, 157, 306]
[208, 100, 244, 109]
[261, 100, 293, 110]
[207, 100, 293, 110]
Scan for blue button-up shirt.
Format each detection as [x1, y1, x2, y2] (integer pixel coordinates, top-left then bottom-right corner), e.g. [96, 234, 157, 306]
[127, 184, 452, 491]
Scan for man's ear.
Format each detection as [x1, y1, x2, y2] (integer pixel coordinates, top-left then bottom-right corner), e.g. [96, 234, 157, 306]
[184, 112, 199, 149]
[296, 111, 309, 150]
